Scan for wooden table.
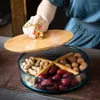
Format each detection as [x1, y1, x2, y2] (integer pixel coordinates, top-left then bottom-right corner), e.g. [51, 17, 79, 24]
[0, 46, 100, 100]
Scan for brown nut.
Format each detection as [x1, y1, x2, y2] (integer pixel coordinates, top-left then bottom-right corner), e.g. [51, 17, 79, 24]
[25, 58, 29, 63]
[21, 62, 27, 66]
[41, 79, 53, 87]
[29, 57, 35, 61]
[71, 62, 78, 68]
[35, 60, 41, 67]
[68, 56, 77, 63]
[59, 59, 67, 64]
[40, 61, 45, 67]
[28, 58, 35, 65]
[74, 53, 82, 58]
[43, 61, 49, 68]
[79, 62, 88, 71]
[24, 62, 32, 70]
[73, 67, 79, 72]
[77, 58, 84, 64]
[28, 68, 37, 75]
[65, 63, 71, 68]
[32, 66, 40, 71]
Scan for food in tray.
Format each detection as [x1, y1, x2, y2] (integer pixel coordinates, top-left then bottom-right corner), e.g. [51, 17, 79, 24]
[54, 52, 88, 72]
[23, 20, 44, 39]
[35, 63, 79, 91]
[20, 52, 88, 91]
[20, 57, 52, 76]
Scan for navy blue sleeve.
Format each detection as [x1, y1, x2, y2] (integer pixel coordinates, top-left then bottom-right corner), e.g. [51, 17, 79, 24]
[49, 0, 64, 6]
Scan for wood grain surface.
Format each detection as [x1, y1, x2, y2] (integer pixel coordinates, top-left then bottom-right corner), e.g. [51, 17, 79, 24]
[4, 30, 73, 53]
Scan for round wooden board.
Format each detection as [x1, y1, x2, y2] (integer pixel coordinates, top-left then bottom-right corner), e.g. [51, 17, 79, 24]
[4, 30, 73, 53]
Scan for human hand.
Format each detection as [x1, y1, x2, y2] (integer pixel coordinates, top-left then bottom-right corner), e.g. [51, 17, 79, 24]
[22, 15, 49, 39]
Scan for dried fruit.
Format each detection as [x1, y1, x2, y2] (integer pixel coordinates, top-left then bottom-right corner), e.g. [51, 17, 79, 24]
[35, 83, 45, 89]
[57, 69, 65, 76]
[62, 73, 73, 78]
[52, 74, 61, 81]
[70, 79, 79, 87]
[59, 85, 68, 91]
[61, 78, 71, 86]
[48, 66, 58, 75]
[46, 83, 58, 91]
[41, 79, 53, 87]
[38, 73, 48, 79]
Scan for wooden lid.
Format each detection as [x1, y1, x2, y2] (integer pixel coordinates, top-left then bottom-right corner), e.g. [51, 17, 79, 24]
[4, 30, 73, 53]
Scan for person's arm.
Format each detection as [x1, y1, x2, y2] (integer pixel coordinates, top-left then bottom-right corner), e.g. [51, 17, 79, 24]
[36, 0, 57, 25]
[23, 0, 57, 39]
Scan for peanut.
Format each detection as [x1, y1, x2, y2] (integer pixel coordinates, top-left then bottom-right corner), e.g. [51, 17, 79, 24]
[32, 66, 41, 73]
[28, 68, 37, 75]
[43, 61, 49, 68]
[40, 60, 45, 67]
[35, 60, 41, 67]
[24, 62, 32, 70]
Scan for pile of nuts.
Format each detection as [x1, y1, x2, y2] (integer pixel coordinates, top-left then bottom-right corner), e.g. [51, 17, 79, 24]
[55, 52, 88, 72]
[20, 52, 88, 91]
[20, 57, 51, 76]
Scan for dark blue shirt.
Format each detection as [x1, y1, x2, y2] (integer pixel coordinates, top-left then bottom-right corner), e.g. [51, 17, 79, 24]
[49, 0, 100, 48]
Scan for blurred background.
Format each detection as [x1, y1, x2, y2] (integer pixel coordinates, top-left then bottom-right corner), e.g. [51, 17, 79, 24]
[0, 0, 68, 37]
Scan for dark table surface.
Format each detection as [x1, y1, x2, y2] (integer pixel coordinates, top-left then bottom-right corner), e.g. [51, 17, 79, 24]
[0, 46, 100, 100]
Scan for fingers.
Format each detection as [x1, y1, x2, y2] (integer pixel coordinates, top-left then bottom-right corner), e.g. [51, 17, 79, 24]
[22, 15, 48, 39]
[23, 18, 36, 39]
[28, 25, 36, 39]
[28, 15, 42, 39]
[30, 15, 42, 25]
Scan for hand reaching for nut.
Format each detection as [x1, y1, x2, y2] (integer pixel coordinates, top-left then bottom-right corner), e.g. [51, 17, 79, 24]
[22, 15, 49, 39]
